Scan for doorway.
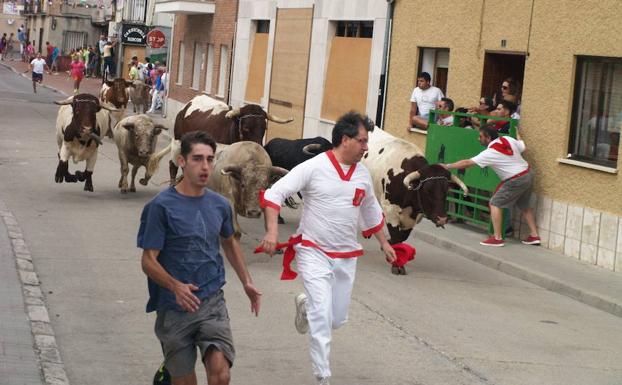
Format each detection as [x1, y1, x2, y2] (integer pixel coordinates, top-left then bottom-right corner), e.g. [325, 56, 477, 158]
[480, 52, 525, 101]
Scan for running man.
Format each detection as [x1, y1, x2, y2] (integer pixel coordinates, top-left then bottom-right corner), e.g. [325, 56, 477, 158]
[29, 52, 48, 93]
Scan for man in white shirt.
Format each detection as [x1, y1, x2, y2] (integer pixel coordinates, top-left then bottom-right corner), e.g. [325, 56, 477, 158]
[259, 112, 396, 385]
[29, 52, 48, 93]
[409, 71, 444, 130]
[441, 126, 541, 247]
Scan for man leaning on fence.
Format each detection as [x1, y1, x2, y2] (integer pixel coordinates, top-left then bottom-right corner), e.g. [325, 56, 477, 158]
[441, 126, 541, 247]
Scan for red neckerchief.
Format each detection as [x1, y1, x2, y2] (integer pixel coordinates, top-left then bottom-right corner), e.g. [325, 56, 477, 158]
[326, 150, 356, 181]
[490, 137, 514, 155]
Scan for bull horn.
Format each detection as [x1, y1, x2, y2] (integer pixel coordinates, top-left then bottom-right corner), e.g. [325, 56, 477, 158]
[266, 113, 294, 124]
[450, 173, 469, 196]
[270, 166, 289, 177]
[88, 132, 103, 146]
[221, 165, 242, 178]
[100, 104, 119, 112]
[54, 96, 74, 105]
[302, 143, 322, 156]
[154, 123, 169, 130]
[403, 171, 421, 189]
[225, 108, 240, 119]
[146, 141, 172, 177]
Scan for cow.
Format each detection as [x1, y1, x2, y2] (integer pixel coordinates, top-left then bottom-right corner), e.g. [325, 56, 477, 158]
[112, 114, 168, 193]
[128, 80, 151, 114]
[362, 128, 469, 249]
[168, 94, 294, 185]
[54, 94, 117, 192]
[206, 141, 288, 238]
[99, 78, 132, 133]
[264, 136, 333, 223]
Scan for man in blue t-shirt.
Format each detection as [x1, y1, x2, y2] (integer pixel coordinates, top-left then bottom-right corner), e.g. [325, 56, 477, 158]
[138, 131, 261, 385]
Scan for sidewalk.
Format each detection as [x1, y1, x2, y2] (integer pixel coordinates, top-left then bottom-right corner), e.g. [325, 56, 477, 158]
[415, 220, 622, 318]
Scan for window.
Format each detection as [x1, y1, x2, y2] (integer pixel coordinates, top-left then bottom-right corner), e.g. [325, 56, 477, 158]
[176, 41, 184, 85]
[62, 31, 86, 54]
[124, 0, 147, 22]
[217, 45, 229, 97]
[569, 56, 622, 167]
[335, 21, 373, 38]
[417, 48, 450, 95]
[192, 42, 204, 90]
[205, 44, 214, 94]
[245, 20, 270, 103]
[257, 20, 270, 33]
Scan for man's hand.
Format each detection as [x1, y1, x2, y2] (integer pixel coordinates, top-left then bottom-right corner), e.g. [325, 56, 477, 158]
[259, 231, 278, 256]
[439, 163, 450, 170]
[172, 281, 201, 312]
[381, 242, 397, 264]
[243, 282, 262, 316]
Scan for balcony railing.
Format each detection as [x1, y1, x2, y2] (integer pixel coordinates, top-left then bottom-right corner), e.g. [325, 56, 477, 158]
[154, 0, 215, 15]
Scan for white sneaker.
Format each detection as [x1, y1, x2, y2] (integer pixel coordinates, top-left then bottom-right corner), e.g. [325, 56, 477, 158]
[294, 293, 308, 334]
[316, 377, 330, 385]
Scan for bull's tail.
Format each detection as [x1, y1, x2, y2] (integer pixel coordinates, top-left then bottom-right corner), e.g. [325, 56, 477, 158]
[146, 140, 173, 177]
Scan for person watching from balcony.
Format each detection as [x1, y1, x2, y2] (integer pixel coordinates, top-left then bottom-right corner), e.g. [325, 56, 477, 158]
[409, 71, 444, 131]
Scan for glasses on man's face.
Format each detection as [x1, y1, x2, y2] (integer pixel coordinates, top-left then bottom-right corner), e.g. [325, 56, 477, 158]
[351, 137, 368, 145]
[501, 85, 509, 90]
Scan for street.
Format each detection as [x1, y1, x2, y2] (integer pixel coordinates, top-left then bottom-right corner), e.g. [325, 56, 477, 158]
[1, 64, 621, 385]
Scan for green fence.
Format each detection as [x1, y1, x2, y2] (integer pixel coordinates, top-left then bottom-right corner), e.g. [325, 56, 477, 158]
[424, 110, 518, 236]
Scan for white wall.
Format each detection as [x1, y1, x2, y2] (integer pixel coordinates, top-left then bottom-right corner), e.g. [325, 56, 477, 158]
[232, 0, 388, 139]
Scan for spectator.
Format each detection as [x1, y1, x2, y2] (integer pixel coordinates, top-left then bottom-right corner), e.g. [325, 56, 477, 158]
[68, 55, 86, 95]
[25, 41, 35, 63]
[102, 39, 116, 79]
[128, 61, 139, 81]
[98, 34, 107, 77]
[143, 57, 153, 85]
[87, 46, 97, 77]
[18, 26, 27, 62]
[147, 67, 166, 114]
[489, 100, 517, 134]
[0, 34, 7, 61]
[6, 33, 15, 61]
[45, 41, 54, 67]
[49, 45, 60, 73]
[442, 126, 540, 247]
[468, 96, 495, 128]
[437, 97, 455, 126]
[409, 71, 444, 130]
[454, 107, 473, 129]
[494, 77, 521, 107]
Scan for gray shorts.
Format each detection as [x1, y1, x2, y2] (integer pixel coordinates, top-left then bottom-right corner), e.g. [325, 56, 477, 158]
[154, 290, 235, 378]
[490, 169, 534, 210]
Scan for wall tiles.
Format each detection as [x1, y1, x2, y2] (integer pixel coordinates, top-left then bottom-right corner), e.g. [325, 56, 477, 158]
[598, 213, 619, 251]
[580, 242, 598, 264]
[597, 248, 616, 270]
[617, 219, 622, 255]
[537, 229, 550, 248]
[549, 232, 565, 253]
[536, 195, 552, 231]
[550, 200, 568, 235]
[581, 208, 601, 246]
[564, 238, 581, 259]
[565, 204, 584, 240]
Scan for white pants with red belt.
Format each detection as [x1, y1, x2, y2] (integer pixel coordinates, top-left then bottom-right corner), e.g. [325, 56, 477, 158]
[295, 244, 357, 379]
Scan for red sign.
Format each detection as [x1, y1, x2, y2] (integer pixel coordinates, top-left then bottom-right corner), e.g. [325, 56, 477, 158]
[147, 29, 166, 49]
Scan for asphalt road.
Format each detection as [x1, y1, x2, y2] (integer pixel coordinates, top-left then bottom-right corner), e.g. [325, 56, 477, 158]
[1, 65, 621, 385]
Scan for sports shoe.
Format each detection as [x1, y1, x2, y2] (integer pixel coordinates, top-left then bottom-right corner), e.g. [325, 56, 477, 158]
[294, 293, 308, 334]
[316, 377, 330, 385]
[521, 235, 541, 245]
[479, 236, 505, 247]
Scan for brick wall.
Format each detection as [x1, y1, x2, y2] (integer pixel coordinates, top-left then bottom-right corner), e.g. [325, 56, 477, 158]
[169, 0, 238, 105]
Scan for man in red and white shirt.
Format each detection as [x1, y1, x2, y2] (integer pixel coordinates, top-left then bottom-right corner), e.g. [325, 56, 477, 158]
[259, 112, 396, 385]
[442, 126, 540, 247]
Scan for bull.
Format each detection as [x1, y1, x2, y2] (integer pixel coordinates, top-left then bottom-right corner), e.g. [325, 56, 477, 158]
[168, 94, 293, 185]
[128, 80, 151, 114]
[112, 114, 168, 193]
[100, 78, 132, 133]
[362, 129, 468, 247]
[54, 94, 117, 192]
[206, 141, 288, 238]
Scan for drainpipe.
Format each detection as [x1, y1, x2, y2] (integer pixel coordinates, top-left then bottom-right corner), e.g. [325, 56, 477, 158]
[376, 0, 395, 128]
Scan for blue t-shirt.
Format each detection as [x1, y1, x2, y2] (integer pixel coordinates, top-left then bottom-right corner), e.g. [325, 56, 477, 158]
[137, 187, 235, 313]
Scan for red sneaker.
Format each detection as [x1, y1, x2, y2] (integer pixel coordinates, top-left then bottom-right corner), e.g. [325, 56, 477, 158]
[522, 236, 541, 245]
[480, 236, 505, 247]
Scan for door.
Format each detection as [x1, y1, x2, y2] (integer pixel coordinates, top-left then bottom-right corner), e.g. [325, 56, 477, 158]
[121, 45, 146, 80]
[266, 8, 314, 141]
[480, 52, 526, 101]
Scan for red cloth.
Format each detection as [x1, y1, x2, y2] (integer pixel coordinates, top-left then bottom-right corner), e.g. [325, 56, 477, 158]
[391, 243, 416, 267]
[255, 235, 302, 280]
[490, 136, 514, 155]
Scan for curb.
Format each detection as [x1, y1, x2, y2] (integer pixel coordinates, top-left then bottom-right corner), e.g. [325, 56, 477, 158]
[416, 229, 622, 319]
[0, 199, 70, 385]
[0, 62, 69, 97]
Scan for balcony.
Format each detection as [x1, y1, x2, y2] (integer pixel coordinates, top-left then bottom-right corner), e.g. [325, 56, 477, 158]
[154, 0, 215, 15]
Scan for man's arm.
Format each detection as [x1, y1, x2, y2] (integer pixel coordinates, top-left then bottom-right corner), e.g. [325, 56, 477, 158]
[373, 231, 396, 264]
[260, 206, 280, 256]
[409, 101, 418, 128]
[443, 159, 476, 170]
[141, 248, 201, 312]
[221, 236, 261, 316]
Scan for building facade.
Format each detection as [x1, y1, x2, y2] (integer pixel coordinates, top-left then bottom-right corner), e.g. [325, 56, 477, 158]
[155, 0, 238, 119]
[230, 0, 389, 140]
[383, 0, 622, 272]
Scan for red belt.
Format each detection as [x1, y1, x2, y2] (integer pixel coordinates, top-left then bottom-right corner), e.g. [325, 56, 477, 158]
[494, 166, 531, 194]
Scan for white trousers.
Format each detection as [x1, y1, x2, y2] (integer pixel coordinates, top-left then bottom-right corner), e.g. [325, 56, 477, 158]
[295, 245, 357, 379]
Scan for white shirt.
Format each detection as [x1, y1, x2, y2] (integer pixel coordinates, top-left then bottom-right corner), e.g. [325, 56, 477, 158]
[471, 136, 529, 181]
[410, 86, 444, 117]
[263, 151, 384, 255]
[30, 58, 46, 74]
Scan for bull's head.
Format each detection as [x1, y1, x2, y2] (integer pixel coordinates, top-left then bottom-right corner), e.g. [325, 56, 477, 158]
[402, 165, 468, 228]
[221, 164, 288, 218]
[225, 104, 293, 144]
[55, 94, 117, 143]
[105, 78, 132, 103]
[122, 119, 168, 159]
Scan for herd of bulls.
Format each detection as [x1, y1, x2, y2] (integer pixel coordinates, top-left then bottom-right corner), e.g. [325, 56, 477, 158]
[53, 84, 466, 246]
